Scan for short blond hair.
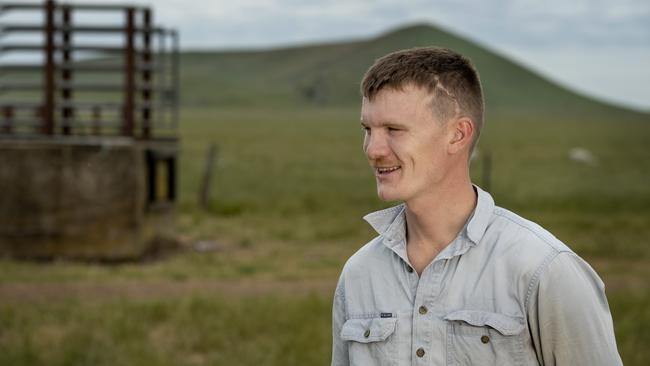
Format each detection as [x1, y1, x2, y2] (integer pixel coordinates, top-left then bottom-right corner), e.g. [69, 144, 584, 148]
[361, 47, 484, 153]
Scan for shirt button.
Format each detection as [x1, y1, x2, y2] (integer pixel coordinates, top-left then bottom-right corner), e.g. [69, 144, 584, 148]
[364, 329, 370, 338]
[406, 266, 414, 273]
[416, 348, 425, 357]
[418, 306, 428, 315]
[481, 335, 490, 344]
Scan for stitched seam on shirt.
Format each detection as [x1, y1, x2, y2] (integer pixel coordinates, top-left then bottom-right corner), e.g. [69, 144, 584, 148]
[524, 250, 561, 310]
[446, 322, 454, 365]
[346, 313, 396, 319]
[493, 209, 564, 251]
[335, 279, 347, 320]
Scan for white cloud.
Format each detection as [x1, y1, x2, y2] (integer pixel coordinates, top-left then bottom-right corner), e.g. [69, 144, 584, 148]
[3, 0, 646, 108]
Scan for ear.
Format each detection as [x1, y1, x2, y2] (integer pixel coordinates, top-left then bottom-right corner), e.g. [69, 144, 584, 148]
[448, 117, 474, 155]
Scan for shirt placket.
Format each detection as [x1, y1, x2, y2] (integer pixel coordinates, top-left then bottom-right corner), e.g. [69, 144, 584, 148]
[411, 257, 447, 366]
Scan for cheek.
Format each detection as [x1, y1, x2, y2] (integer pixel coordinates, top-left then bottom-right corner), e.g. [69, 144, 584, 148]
[407, 142, 439, 172]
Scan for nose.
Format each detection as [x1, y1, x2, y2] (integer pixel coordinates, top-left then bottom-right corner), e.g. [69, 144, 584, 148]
[364, 130, 389, 160]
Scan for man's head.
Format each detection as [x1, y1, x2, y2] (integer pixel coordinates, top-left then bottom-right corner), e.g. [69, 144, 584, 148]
[360, 47, 484, 203]
[361, 47, 484, 154]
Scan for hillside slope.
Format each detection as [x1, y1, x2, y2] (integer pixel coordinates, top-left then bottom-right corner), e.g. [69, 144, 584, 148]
[180, 23, 648, 121]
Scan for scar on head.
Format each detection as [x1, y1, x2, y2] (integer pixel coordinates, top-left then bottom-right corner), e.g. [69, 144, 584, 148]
[432, 75, 461, 117]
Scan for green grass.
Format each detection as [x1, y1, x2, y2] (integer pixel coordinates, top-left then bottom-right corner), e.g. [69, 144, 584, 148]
[0, 294, 332, 366]
[2, 24, 649, 364]
[610, 291, 650, 366]
[176, 107, 650, 258]
[2, 105, 649, 365]
[0, 290, 647, 366]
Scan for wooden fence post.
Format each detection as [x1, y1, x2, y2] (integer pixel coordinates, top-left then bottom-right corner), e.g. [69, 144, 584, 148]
[199, 143, 218, 209]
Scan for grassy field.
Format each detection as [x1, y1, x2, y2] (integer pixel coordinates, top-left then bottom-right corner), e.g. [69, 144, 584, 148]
[1, 20, 649, 366]
[1, 105, 649, 365]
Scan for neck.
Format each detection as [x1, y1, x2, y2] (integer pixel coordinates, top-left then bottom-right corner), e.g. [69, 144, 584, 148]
[404, 175, 477, 252]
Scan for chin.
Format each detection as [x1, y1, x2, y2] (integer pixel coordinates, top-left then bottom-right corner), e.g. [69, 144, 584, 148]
[377, 188, 404, 202]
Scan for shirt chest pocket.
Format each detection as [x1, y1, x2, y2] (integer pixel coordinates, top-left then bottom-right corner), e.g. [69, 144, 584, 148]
[445, 310, 526, 366]
[341, 317, 398, 366]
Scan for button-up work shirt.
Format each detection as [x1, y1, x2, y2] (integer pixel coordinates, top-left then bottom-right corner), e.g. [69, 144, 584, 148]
[331, 186, 622, 366]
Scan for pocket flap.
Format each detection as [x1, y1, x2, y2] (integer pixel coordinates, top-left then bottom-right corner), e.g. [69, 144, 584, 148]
[444, 310, 524, 336]
[340, 317, 397, 343]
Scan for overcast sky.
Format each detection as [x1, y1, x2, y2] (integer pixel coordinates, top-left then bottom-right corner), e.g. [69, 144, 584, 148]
[157, 0, 650, 111]
[3, 0, 649, 111]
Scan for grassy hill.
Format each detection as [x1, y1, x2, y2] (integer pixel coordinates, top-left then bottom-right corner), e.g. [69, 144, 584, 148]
[1, 23, 649, 366]
[180, 23, 648, 122]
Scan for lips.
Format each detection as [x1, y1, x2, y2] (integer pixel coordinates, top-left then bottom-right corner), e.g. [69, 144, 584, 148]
[375, 166, 401, 175]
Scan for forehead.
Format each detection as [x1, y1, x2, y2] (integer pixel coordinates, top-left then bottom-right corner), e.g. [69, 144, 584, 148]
[360, 85, 435, 125]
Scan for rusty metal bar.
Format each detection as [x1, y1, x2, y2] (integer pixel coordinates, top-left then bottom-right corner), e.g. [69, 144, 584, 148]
[1, 1, 178, 139]
[57, 45, 126, 53]
[59, 101, 122, 109]
[61, 5, 73, 135]
[42, 0, 55, 135]
[1, 45, 125, 53]
[58, 82, 160, 91]
[0, 3, 147, 12]
[171, 30, 179, 129]
[0, 82, 154, 92]
[141, 8, 152, 138]
[122, 7, 135, 136]
[0, 82, 164, 93]
[60, 64, 163, 72]
[0, 25, 167, 34]
[49, 4, 148, 11]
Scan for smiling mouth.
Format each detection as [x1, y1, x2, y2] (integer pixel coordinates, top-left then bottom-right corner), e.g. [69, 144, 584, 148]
[375, 166, 401, 176]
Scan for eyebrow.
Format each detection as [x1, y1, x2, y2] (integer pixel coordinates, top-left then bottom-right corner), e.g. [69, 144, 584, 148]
[360, 120, 407, 129]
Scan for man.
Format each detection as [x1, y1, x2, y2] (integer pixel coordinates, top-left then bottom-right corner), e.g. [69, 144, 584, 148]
[331, 47, 622, 366]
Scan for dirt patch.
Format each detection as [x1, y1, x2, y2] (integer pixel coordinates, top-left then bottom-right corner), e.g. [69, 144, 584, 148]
[0, 278, 336, 305]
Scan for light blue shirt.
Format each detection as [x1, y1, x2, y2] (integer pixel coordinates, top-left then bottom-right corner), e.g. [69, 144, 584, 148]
[332, 185, 622, 366]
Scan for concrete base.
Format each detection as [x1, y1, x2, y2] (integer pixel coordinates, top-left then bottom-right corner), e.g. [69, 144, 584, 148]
[0, 136, 177, 260]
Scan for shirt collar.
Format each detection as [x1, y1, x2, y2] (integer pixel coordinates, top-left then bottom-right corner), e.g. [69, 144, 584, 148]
[362, 204, 406, 244]
[363, 185, 495, 246]
[466, 185, 495, 244]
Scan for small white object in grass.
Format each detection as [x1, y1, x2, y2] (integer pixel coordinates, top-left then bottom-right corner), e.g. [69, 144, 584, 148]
[193, 240, 221, 252]
[569, 147, 598, 166]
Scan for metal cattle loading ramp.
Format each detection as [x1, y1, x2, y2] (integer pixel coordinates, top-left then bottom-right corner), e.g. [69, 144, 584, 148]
[0, 0, 181, 259]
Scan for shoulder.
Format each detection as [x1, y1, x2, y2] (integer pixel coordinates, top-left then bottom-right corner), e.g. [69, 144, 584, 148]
[489, 206, 571, 255]
[473, 206, 583, 301]
[486, 206, 605, 303]
[541, 250, 605, 291]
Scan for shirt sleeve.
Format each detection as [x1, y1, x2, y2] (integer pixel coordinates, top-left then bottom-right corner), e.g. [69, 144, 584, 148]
[527, 251, 623, 366]
[331, 275, 349, 366]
